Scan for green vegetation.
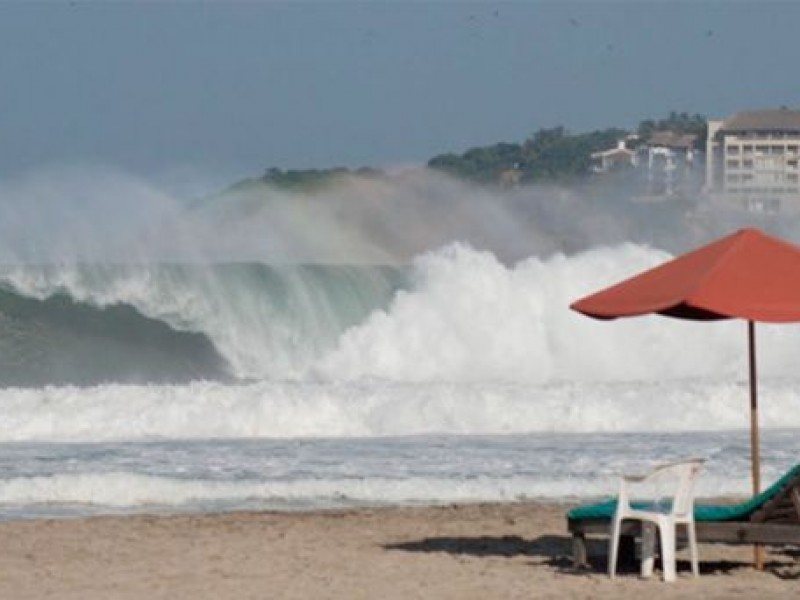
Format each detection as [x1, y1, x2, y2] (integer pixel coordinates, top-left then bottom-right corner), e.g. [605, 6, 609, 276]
[243, 111, 708, 192]
[262, 166, 350, 191]
[521, 126, 628, 182]
[428, 142, 525, 184]
[428, 112, 706, 185]
[243, 166, 383, 193]
[430, 127, 629, 184]
[636, 111, 707, 143]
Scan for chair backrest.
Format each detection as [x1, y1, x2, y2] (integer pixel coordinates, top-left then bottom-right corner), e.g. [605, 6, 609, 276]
[649, 458, 705, 518]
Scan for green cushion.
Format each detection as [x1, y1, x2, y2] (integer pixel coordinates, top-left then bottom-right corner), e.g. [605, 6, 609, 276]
[567, 464, 800, 523]
[568, 499, 618, 521]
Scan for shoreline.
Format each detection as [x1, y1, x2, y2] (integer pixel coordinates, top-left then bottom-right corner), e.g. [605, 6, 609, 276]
[1, 501, 796, 599]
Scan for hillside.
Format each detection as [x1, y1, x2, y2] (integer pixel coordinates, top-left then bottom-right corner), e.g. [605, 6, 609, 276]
[225, 111, 707, 193]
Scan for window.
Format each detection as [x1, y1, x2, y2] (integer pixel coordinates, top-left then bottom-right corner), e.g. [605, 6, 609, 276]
[726, 159, 740, 169]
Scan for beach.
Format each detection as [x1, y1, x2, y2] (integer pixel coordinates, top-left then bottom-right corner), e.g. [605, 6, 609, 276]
[0, 502, 796, 600]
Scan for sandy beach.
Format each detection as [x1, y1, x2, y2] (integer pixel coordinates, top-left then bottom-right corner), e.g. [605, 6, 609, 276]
[0, 502, 797, 599]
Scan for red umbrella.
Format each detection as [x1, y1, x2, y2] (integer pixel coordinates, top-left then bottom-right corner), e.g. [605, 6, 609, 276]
[571, 227, 800, 498]
[571, 228, 800, 569]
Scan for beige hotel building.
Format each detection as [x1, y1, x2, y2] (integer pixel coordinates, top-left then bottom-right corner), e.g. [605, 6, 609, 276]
[706, 109, 800, 213]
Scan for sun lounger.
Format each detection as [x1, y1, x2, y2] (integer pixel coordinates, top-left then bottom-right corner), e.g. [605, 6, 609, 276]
[567, 464, 800, 568]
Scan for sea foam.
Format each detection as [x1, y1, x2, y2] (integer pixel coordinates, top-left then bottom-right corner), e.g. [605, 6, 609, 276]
[1, 429, 794, 517]
[0, 378, 798, 443]
[315, 243, 800, 384]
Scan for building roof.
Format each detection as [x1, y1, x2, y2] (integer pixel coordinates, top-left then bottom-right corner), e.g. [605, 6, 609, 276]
[647, 131, 697, 149]
[721, 109, 800, 133]
[591, 147, 633, 159]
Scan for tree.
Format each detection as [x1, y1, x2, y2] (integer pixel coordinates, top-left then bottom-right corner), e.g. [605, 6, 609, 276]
[637, 112, 707, 150]
[428, 143, 524, 183]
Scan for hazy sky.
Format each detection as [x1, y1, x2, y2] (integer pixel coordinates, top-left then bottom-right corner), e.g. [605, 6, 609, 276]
[1, 1, 797, 190]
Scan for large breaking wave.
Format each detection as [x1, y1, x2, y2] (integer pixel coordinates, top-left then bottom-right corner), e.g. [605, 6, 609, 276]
[0, 262, 404, 385]
[4, 241, 799, 385]
[1, 242, 800, 442]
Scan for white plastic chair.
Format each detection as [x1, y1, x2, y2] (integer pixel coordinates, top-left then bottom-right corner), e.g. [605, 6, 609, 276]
[608, 458, 705, 582]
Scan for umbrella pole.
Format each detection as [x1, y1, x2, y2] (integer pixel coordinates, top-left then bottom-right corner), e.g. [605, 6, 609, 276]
[748, 320, 764, 570]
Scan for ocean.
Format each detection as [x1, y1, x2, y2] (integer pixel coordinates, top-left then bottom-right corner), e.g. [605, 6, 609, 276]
[1, 240, 800, 520]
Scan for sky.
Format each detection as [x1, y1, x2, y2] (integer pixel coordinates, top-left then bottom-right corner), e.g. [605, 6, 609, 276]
[0, 1, 798, 193]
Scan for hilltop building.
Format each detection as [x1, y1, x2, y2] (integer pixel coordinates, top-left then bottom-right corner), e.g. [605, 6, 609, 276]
[706, 108, 800, 213]
[591, 132, 701, 198]
[640, 131, 699, 197]
[591, 139, 636, 173]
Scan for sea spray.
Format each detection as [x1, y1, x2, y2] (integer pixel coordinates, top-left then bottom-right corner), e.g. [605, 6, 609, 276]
[314, 242, 797, 383]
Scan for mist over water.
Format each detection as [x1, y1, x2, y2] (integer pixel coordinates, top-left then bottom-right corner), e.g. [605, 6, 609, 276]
[3, 163, 800, 394]
[2, 165, 800, 515]
[2, 163, 796, 264]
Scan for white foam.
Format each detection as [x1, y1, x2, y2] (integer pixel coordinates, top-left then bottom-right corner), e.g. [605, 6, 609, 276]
[0, 428, 793, 516]
[315, 243, 800, 383]
[0, 378, 798, 443]
[0, 469, 759, 511]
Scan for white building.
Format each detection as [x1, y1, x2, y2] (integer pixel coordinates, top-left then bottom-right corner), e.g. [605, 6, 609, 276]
[590, 139, 636, 173]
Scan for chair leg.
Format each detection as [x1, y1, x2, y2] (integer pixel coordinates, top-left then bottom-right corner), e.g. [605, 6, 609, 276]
[687, 522, 699, 577]
[608, 516, 622, 578]
[572, 533, 588, 568]
[640, 522, 656, 579]
[659, 521, 676, 583]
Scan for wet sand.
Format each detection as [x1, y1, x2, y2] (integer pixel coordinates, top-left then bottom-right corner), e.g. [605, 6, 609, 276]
[0, 502, 797, 599]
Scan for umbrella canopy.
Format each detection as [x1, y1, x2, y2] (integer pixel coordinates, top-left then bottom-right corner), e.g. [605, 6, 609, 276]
[572, 227, 800, 322]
